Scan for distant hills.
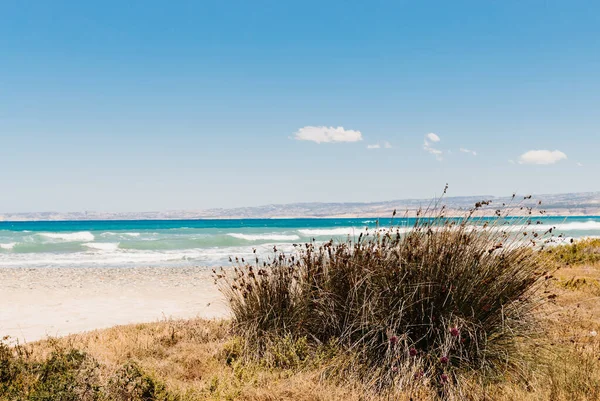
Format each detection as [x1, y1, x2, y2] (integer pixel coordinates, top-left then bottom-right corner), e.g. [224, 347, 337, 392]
[1, 192, 599, 221]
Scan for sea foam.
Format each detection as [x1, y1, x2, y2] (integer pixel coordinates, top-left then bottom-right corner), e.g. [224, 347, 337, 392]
[0, 242, 16, 250]
[500, 221, 600, 232]
[554, 221, 600, 231]
[39, 231, 95, 242]
[83, 242, 120, 251]
[227, 233, 301, 241]
[100, 232, 141, 237]
[0, 242, 300, 268]
[298, 227, 369, 236]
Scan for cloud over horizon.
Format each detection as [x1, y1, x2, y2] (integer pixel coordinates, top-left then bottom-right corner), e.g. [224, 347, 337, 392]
[460, 148, 477, 156]
[426, 133, 440, 143]
[367, 141, 392, 150]
[293, 126, 363, 144]
[518, 150, 567, 165]
[424, 133, 443, 160]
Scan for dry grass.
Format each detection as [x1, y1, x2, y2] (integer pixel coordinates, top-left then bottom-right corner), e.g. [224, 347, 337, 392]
[485, 264, 600, 401]
[3, 320, 424, 400]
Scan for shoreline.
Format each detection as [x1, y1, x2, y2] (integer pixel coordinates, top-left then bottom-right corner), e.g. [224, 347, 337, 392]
[0, 266, 227, 343]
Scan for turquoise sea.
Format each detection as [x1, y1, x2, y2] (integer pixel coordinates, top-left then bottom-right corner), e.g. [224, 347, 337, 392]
[1, 217, 599, 268]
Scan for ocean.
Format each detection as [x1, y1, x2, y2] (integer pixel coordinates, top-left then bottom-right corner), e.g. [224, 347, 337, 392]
[1, 217, 599, 269]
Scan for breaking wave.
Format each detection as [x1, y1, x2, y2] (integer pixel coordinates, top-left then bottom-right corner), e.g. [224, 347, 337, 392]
[83, 242, 120, 251]
[227, 233, 300, 241]
[39, 232, 95, 242]
[298, 228, 366, 236]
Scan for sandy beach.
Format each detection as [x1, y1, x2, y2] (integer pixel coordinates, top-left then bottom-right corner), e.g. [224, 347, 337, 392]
[0, 266, 227, 343]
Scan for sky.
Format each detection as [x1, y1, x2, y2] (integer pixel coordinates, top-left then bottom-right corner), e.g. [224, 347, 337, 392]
[1, 0, 599, 213]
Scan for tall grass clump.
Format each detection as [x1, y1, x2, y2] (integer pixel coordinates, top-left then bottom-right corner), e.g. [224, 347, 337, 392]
[216, 194, 555, 396]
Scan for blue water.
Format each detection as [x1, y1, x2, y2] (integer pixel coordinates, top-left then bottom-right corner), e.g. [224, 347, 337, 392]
[1, 217, 599, 268]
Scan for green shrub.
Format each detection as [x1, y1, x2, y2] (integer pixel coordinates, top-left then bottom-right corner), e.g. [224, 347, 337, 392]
[545, 238, 600, 266]
[108, 361, 178, 401]
[216, 201, 552, 395]
[0, 340, 102, 401]
[0, 339, 178, 401]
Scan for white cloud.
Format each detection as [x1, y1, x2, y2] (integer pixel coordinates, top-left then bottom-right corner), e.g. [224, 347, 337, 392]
[293, 126, 362, 144]
[426, 133, 440, 143]
[577, 162, 584, 167]
[424, 133, 443, 160]
[367, 141, 392, 150]
[460, 148, 477, 156]
[518, 150, 567, 165]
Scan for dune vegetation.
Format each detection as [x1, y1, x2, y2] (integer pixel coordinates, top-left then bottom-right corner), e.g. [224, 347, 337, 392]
[2, 200, 600, 400]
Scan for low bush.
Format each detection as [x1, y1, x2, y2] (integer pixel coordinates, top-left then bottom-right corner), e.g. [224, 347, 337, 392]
[108, 361, 178, 401]
[545, 238, 600, 266]
[0, 338, 177, 401]
[0, 339, 102, 401]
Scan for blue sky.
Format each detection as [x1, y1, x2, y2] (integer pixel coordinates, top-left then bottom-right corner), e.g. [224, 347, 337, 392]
[1, 0, 598, 212]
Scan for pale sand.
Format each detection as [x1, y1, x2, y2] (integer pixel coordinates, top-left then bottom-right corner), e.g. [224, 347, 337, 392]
[0, 267, 228, 343]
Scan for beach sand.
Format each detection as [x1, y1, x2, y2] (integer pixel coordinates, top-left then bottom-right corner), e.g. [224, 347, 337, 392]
[0, 266, 227, 343]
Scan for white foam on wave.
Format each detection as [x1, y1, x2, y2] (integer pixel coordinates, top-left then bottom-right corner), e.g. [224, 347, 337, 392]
[0, 242, 301, 268]
[0, 251, 191, 267]
[100, 232, 141, 237]
[39, 231, 95, 242]
[499, 220, 600, 233]
[83, 242, 120, 251]
[554, 221, 600, 231]
[298, 227, 365, 236]
[298, 227, 404, 237]
[0, 242, 16, 250]
[227, 233, 301, 241]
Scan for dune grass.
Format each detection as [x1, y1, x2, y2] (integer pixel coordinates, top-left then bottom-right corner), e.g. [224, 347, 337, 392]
[215, 200, 558, 398]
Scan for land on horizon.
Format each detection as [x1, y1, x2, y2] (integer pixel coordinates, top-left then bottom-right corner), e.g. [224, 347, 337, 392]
[1, 191, 599, 221]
